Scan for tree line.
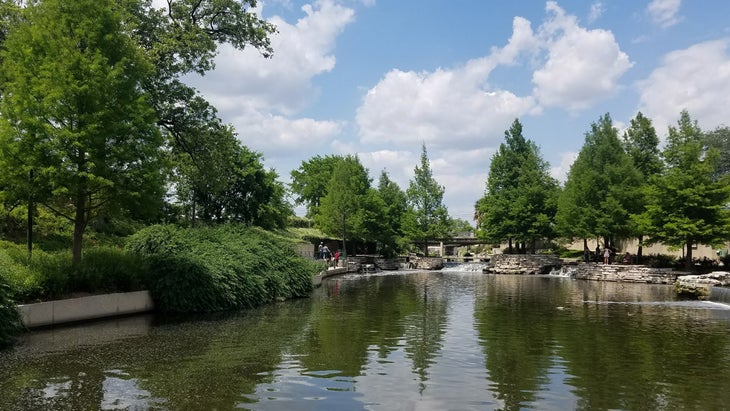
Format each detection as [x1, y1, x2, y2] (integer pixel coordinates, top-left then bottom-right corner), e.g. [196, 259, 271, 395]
[289, 145, 456, 258]
[1, 1, 728, 270]
[475, 112, 730, 270]
[0, 0, 288, 263]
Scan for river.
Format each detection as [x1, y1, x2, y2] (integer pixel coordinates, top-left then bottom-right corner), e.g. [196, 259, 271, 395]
[2, 269, 730, 410]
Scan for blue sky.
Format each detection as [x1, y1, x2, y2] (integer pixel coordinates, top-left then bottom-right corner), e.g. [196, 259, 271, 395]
[180, 0, 730, 222]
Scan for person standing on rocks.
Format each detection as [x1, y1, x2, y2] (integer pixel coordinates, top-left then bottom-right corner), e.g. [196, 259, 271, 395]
[603, 247, 611, 264]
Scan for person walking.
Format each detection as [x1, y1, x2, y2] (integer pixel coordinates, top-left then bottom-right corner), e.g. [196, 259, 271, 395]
[334, 250, 340, 268]
[603, 247, 611, 265]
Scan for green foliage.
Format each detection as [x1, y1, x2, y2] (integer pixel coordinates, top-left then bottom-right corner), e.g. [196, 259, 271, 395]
[315, 155, 372, 256]
[476, 119, 559, 252]
[125, 225, 315, 313]
[372, 171, 408, 257]
[402, 144, 452, 252]
[0, 274, 21, 349]
[0, 0, 165, 263]
[556, 113, 642, 243]
[0, 241, 149, 303]
[703, 126, 730, 181]
[642, 253, 678, 269]
[290, 155, 344, 218]
[639, 111, 730, 269]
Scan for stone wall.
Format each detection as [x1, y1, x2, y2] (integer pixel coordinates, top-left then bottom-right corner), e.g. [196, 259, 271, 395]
[674, 271, 730, 298]
[486, 254, 562, 274]
[408, 256, 444, 270]
[572, 263, 682, 284]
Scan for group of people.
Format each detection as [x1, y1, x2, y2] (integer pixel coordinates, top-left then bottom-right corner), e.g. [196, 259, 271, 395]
[318, 242, 340, 268]
[584, 245, 633, 265]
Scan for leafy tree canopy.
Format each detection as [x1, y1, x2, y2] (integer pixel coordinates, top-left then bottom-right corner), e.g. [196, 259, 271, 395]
[555, 113, 642, 244]
[638, 110, 730, 269]
[402, 144, 451, 253]
[477, 119, 559, 252]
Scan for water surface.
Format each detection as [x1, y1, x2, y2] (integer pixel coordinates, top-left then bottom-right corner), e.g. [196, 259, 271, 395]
[2, 270, 730, 410]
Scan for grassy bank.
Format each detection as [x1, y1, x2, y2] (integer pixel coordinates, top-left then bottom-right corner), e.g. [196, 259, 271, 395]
[0, 224, 321, 348]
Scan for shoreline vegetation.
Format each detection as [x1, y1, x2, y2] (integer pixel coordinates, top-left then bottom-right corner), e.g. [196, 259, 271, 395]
[0, 224, 323, 348]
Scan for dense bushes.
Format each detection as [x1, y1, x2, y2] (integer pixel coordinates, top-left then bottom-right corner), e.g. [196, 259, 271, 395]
[0, 242, 149, 303]
[125, 224, 317, 313]
[0, 275, 21, 349]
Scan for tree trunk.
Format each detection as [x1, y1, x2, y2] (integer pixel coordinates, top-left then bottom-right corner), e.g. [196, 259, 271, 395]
[27, 198, 33, 259]
[341, 214, 347, 260]
[637, 234, 643, 263]
[685, 239, 693, 271]
[72, 191, 87, 265]
[508, 238, 513, 254]
[27, 169, 34, 259]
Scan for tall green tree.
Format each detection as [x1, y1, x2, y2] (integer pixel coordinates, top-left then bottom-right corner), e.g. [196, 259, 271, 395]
[315, 155, 371, 258]
[0, 0, 164, 263]
[622, 111, 661, 260]
[476, 119, 559, 253]
[373, 170, 408, 257]
[703, 126, 730, 181]
[402, 144, 451, 254]
[555, 113, 642, 248]
[123, 1, 277, 226]
[290, 155, 343, 218]
[639, 110, 730, 270]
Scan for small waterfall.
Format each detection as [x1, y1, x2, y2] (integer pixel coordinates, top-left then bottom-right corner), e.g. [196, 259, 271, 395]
[441, 262, 490, 272]
[709, 287, 730, 305]
[548, 266, 576, 277]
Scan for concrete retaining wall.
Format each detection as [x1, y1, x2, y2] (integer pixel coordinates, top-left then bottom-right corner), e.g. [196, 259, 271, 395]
[17, 290, 154, 328]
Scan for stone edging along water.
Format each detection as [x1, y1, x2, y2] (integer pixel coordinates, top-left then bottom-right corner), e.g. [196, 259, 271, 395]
[18, 269, 343, 328]
[16, 291, 154, 329]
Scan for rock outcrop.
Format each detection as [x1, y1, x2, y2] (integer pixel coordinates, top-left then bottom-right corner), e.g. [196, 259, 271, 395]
[674, 271, 730, 298]
[485, 254, 561, 275]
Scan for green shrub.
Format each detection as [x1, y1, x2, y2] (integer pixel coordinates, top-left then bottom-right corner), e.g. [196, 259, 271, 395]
[27, 252, 74, 300]
[126, 224, 316, 313]
[644, 253, 678, 268]
[69, 247, 148, 294]
[0, 275, 21, 349]
[0, 245, 41, 301]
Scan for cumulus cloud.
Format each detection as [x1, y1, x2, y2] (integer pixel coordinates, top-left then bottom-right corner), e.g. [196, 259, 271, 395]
[356, 65, 538, 150]
[550, 151, 579, 184]
[185, 0, 355, 155]
[647, 0, 682, 28]
[356, 1, 632, 153]
[355, 14, 542, 151]
[532, 2, 633, 111]
[637, 39, 730, 135]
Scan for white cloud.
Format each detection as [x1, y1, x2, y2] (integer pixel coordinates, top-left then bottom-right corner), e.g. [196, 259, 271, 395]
[356, 65, 537, 150]
[356, 1, 632, 154]
[637, 39, 730, 136]
[550, 151, 579, 184]
[185, 0, 355, 155]
[532, 2, 633, 111]
[355, 15, 542, 150]
[587, 2, 605, 24]
[647, 0, 682, 28]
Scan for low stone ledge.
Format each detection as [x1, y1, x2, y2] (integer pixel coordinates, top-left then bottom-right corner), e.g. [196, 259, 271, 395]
[674, 271, 730, 298]
[486, 254, 561, 275]
[408, 256, 444, 270]
[572, 263, 681, 284]
[17, 290, 154, 328]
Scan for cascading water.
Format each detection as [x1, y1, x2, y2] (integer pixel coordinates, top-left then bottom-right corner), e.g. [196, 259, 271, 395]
[441, 262, 490, 272]
[548, 266, 577, 277]
[709, 286, 730, 305]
